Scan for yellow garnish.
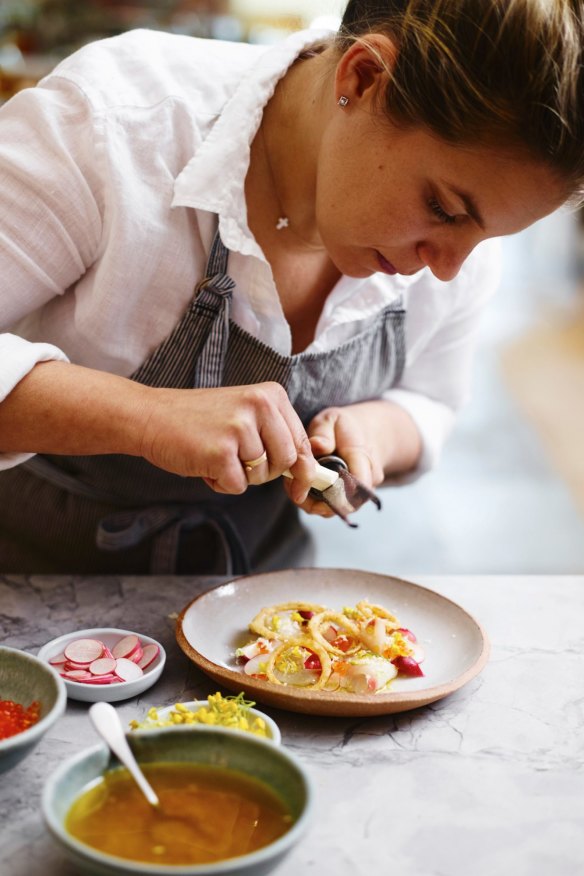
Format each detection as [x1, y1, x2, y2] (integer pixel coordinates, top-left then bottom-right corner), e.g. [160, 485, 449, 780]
[342, 606, 360, 620]
[382, 631, 413, 661]
[274, 645, 305, 674]
[129, 692, 269, 737]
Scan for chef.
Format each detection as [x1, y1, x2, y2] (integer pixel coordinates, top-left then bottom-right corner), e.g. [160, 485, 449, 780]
[0, 0, 580, 574]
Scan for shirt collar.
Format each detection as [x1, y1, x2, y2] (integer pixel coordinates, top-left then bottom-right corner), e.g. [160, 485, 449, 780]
[172, 29, 332, 259]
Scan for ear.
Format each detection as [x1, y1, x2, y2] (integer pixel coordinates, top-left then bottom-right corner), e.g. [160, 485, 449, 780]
[334, 33, 398, 106]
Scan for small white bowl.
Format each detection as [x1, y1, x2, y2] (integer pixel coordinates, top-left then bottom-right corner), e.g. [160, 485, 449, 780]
[38, 627, 166, 703]
[141, 699, 282, 745]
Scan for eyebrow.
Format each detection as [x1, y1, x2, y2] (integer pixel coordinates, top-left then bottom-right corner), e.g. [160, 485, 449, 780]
[447, 185, 486, 230]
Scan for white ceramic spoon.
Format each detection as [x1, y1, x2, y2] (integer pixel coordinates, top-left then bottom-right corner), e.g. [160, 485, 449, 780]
[89, 700, 160, 807]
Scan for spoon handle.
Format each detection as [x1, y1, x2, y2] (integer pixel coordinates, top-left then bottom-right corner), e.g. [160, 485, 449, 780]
[89, 701, 160, 807]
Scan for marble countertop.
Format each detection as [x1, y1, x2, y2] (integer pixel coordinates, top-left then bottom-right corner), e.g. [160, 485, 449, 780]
[1, 573, 582, 876]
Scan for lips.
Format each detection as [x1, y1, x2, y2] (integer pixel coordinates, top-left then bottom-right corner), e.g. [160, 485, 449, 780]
[376, 251, 398, 275]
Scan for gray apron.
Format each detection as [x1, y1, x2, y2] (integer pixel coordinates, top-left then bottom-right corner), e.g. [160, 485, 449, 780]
[0, 233, 405, 575]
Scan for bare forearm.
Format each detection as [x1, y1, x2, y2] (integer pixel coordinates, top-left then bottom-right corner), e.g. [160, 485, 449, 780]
[0, 362, 317, 498]
[0, 360, 150, 457]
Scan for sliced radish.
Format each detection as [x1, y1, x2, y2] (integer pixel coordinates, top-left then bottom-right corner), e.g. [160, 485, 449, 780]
[392, 655, 424, 677]
[55, 633, 157, 685]
[64, 638, 104, 665]
[114, 657, 144, 682]
[112, 635, 140, 660]
[49, 652, 67, 665]
[128, 644, 144, 665]
[410, 643, 425, 663]
[89, 657, 117, 676]
[244, 653, 271, 676]
[62, 669, 95, 681]
[79, 674, 119, 685]
[322, 624, 338, 643]
[304, 652, 322, 671]
[137, 643, 159, 670]
[397, 627, 417, 643]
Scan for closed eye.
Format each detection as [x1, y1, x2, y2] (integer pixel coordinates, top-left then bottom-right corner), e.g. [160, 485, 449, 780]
[428, 197, 457, 225]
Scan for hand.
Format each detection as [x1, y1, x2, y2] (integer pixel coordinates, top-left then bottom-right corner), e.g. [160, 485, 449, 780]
[282, 405, 384, 519]
[138, 382, 316, 500]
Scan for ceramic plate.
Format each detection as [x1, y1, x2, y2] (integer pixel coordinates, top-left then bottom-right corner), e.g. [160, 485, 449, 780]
[176, 568, 489, 717]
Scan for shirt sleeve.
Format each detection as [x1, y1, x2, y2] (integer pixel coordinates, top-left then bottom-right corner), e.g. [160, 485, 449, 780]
[382, 236, 502, 483]
[0, 75, 103, 468]
[0, 333, 70, 469]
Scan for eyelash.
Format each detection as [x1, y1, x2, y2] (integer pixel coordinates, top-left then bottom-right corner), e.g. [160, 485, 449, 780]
[428, 197, 457, 225]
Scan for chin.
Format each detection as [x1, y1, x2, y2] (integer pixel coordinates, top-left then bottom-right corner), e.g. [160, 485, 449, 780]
[327, 250, 373, 279]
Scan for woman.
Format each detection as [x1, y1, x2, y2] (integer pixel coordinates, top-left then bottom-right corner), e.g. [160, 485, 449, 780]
[0, 0, 581, 574]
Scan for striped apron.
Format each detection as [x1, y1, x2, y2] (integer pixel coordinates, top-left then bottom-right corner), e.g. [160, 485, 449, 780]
[0, 233, 406, 575]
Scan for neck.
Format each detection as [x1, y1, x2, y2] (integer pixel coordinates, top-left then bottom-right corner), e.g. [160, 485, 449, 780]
[249, 49, 332, 252]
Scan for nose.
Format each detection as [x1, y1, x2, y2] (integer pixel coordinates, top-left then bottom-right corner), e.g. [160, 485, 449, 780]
[416, 238, 476, 282]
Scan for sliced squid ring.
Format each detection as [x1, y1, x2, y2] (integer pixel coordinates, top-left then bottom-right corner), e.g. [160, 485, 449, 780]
[308, 610, 361, 656]
[265, 637, 331, 690]
[249, 602, 326, 640]
[355, 600, 399, 626]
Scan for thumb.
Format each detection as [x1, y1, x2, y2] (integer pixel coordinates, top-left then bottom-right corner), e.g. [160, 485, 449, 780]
[308, 410, 339, 457]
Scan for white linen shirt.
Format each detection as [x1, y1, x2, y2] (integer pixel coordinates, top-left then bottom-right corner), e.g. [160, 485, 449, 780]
[0, 28, 500, 476]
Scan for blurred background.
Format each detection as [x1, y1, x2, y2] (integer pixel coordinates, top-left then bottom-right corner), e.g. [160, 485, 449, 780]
[1, 0, 583, 575]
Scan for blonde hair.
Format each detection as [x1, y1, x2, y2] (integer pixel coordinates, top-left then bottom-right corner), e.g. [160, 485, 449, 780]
[337, 0, 584, 200]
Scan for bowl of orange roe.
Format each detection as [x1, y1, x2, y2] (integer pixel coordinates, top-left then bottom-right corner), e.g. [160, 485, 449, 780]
[0, 646, 67, 774]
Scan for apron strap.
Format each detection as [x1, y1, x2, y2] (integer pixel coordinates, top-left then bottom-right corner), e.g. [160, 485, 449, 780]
[131, 230, 235, 389]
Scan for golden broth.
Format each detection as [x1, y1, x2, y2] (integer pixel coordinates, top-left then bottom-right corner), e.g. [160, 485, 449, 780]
[65, 763, 294, 865]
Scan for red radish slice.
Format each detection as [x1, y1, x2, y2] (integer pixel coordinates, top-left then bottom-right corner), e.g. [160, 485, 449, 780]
[112, 635, 140, 660]
[128, 645, 144, 665]
[62, 669, 94, 681]
[114, 657, 144, 682]
[89, 657, 117, 676]
[397, 627, 417, 643]
[80, 674, 119, 685]
[65, 660, 92, 670]
[137, 644, 159, 670]
[64, 638, 104, 665]
[304, 652, 322, 671]
[244, 653, 269, 676]
[392, 655, 424, 677]
[49, 652, 67, 665]
[102, 646, 115, 660]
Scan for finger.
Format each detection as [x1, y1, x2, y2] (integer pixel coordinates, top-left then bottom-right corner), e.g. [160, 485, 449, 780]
[307, 409, 339, 457]
[282, 478, 335, 517]
[266, 401, 316, 502]
[202, 476, 240, 495]
[340, 446, 376, 486]
[239, 448, 269, 487]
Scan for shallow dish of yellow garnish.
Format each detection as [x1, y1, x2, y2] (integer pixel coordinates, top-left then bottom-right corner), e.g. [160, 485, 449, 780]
[130, 691, 281, 744]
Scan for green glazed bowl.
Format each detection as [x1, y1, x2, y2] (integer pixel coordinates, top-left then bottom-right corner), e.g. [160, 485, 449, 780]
[0, 645, 67, 773]
[42, 725, 314, 876]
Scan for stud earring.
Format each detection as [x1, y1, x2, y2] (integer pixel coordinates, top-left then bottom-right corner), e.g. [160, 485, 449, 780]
[338, 95, 349, 107]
